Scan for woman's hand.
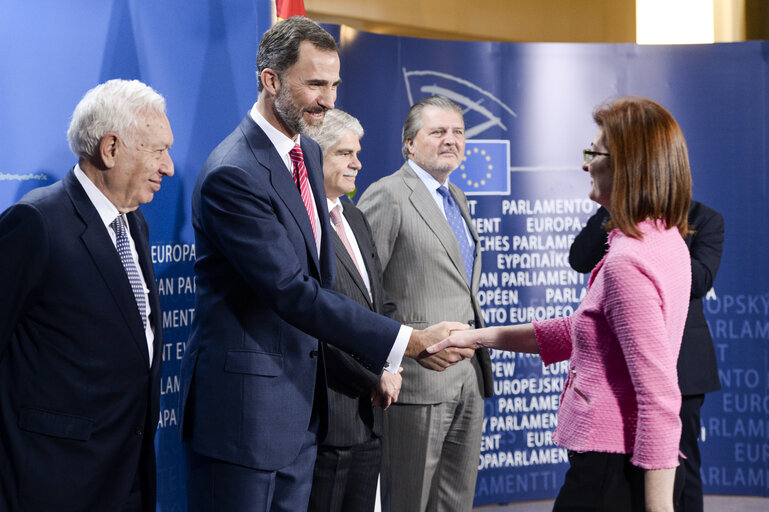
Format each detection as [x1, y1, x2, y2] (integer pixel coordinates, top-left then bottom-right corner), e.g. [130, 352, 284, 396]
[426, 327, 489, 353]
[427, 324, 540, 355]
[644, 467, 676, 512]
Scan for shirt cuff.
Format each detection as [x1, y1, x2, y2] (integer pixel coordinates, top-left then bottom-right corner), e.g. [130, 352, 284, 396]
[384, 325, 412, 373]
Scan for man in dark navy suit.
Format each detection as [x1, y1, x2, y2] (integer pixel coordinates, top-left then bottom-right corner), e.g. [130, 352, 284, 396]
[307, 109, 401, 511]
[0, 79, 174, 511]
[180, 16, 471, 512]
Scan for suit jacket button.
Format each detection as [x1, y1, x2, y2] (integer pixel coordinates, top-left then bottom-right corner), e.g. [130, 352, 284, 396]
[136, 427, 143, 437]
[309, 350, 318, 359]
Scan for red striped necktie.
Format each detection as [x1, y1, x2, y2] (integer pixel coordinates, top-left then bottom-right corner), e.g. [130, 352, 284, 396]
[289, 144, 318, 245]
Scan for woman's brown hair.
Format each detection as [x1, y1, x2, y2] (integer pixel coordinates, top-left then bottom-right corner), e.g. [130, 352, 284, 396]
[594, 96, 691, 238]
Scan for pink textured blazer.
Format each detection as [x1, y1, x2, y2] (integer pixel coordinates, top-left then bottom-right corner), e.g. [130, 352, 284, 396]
[533, 220, 691, 469]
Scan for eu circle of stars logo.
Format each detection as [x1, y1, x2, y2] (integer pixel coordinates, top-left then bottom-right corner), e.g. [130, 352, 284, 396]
[456, 140, 510, 195]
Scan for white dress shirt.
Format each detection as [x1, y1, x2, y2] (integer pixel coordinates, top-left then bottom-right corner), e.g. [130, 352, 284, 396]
[250, 104, 322, 255]
[326, 197, 372, 295]
[74, 164, 155, 366]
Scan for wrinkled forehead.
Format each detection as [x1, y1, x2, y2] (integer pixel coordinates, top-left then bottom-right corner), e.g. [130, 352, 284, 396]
[419, 106, 465, 131]
[133, 109, 173, 144]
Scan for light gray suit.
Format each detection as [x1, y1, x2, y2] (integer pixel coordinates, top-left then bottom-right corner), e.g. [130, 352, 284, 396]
[358, 161, 493, 511]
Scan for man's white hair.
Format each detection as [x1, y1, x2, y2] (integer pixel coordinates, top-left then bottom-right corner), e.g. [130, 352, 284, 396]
[67, 79, 166, 160]
[314, 109, 364, 154]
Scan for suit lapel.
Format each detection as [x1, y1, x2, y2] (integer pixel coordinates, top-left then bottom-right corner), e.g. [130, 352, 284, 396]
[63, 171, 150, 367]
[127, 210, 162, 367]
[240, 117, 321, 277]
[332, 232, 372, 306]
[337, 207, 374, 307]
[401, 163, 471, 289]
[303, 138, 335, 287]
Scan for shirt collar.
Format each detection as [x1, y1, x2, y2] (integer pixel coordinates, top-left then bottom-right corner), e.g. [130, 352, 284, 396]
[73, 164, 122, 230]
[326, 196, 343, 213]
[250, 103, 301, 162]
[408, 159, 451, 192]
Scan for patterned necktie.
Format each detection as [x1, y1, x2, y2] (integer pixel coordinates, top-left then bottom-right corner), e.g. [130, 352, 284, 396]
[289, 144, 318, 245]
[111, 215, 147, 328]
[329, 205, 363, 277]
[437, 186, 474, 284]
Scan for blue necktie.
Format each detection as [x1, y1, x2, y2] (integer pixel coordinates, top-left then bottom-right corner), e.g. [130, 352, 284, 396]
[437, 186, 474, 284]
[111, 215, 148, 328]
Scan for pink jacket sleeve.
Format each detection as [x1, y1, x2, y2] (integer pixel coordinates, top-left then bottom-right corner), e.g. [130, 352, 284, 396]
[532, 317, 573, 366]
[602, 254, 682, 469]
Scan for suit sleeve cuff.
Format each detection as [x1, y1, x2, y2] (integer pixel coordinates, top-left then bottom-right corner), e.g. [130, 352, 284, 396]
[384, 325, 412, 373]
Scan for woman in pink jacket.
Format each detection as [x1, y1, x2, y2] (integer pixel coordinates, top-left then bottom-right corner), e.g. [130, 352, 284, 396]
[429, 96, 692, 512]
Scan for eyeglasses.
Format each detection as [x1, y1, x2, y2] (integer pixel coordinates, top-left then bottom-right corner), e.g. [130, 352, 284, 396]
[583, 149, 610, 164]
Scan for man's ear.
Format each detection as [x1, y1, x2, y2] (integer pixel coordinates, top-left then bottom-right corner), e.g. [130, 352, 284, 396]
[406, 138, 414, 158]
[99, 133, 119, 169]
[261, 68, 281, 95]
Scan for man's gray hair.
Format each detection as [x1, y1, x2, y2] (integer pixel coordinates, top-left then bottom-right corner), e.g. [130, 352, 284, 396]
[67, 79, 166, 160]
[256, 16, 338, 92]
[401, 95, 463, 159]
[314, 109, 364, 154]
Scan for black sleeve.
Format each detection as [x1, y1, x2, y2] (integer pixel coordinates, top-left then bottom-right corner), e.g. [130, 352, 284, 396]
[687, 201, 725, 299]
[569, 206, 610, 274]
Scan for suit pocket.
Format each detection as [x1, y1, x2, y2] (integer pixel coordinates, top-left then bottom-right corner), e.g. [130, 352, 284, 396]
[18, 407, 93, 441]
[224, 349, 282, 376]
[572, 386, 591, 404]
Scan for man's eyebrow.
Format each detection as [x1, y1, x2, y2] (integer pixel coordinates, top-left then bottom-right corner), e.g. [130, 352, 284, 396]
[305, 78, 342, 86]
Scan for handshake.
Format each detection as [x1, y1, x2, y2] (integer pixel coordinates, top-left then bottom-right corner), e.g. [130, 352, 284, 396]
[405, 321, 474, 371]
[371, 321, 472, 410]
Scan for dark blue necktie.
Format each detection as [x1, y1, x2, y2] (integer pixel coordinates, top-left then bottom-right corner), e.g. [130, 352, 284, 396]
[437, 186, 474, 284]
[111, 215, 147, 328]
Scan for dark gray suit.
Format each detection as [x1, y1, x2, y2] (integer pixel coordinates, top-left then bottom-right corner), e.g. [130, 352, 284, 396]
[309, 201, 396, 511]
[358, 162, 493, 511]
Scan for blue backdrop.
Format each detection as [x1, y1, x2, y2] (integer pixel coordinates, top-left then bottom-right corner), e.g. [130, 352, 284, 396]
[326, 28, 769, 504]
[0, 2, 271, 510]
[1, 1, 767, 508]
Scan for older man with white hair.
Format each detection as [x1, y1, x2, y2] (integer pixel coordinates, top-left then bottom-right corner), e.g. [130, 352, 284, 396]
[0, 78, 173, 512]
[308, 109, 402, 512]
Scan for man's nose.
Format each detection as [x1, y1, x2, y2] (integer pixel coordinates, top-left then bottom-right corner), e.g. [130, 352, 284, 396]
[318, 86, 336, 110]
[161, 152, 175, 176]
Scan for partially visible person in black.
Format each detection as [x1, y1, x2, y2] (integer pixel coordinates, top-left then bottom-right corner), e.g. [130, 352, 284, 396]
[569, 206, 611, 273]
[569, 200, 724, 512]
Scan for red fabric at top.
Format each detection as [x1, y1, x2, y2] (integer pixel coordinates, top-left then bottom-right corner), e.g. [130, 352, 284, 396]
[276, 0, 305, 19]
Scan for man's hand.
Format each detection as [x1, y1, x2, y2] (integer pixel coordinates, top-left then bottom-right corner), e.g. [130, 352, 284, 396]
[405, 321, 474, 371]
[371, 367, 403, 409]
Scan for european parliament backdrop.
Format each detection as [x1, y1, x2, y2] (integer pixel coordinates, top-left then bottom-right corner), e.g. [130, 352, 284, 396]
[328, 29, 769, 504]
[1, 1, 767, 509]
